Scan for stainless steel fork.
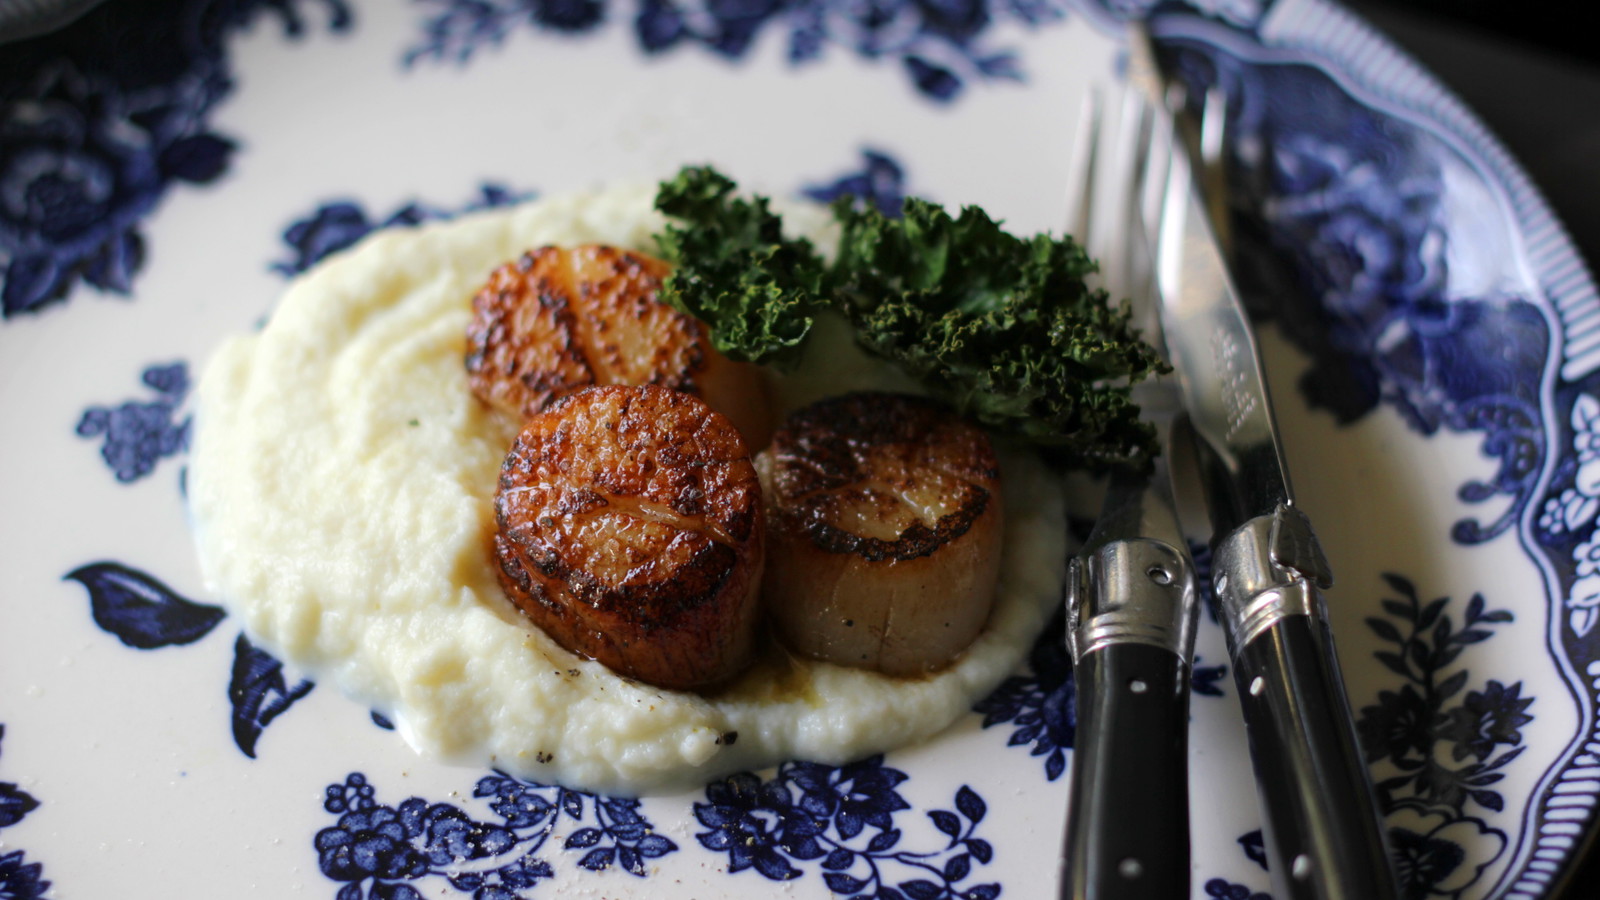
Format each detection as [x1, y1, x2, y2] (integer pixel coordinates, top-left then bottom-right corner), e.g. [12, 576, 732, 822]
[1058, 86, 1199, 900]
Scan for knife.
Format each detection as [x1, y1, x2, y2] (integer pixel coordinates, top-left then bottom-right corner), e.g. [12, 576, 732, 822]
[1060, 87, 1198, 900]
[1062, 412, 1198, 900]
[1130, 24, 1399, 900]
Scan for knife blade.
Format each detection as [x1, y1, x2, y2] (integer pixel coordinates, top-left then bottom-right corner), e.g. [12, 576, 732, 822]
[1129, 23, 1399, 900]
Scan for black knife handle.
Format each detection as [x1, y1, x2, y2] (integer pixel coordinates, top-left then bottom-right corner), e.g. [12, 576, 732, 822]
[1063, 642, 1190, 900]
[1233, 614, 1398, 900]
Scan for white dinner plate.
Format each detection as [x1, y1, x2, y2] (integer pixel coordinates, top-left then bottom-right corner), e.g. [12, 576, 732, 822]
[3, 1, 1598, 897]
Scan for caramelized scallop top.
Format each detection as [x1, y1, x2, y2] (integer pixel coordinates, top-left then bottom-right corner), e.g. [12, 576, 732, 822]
[493, 384, 764, 689]
[465, 244, 772, 446]
[764, 392, 1001, 561]
[466, 245, 705, 419]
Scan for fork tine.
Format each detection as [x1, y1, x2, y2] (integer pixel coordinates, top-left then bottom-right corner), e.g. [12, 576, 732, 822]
[1198, 85, 1231, 254]
[1109, 85, 1152, 303]
[1060, 78, 1198, 900]
[1063, 85, 1102, 247]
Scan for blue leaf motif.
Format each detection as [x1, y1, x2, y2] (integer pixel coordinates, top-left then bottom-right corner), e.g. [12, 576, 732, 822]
[955, 786, 985, 824]
[0, 782, 40, 829]
[229, 635, 315, 758]
[965, 838, 993, 864]
[64, 562, 226, 649]
[636, 833, 676, 857]
[975, 605, 1074, 778]
[803, 149, 909, 218]
[696, 760, 1000, 896]
[867, 828, 901, 852]
[0, 850, 51, 900]
[272, 184, 534, 277]
[317, 770, 675, 897]
[929, 809, 961, 839]
[825, 872, 866, 894]
[1239, 829, 1268, 870]
[565, 827, 602, 849]
[159, 134, 237, 183]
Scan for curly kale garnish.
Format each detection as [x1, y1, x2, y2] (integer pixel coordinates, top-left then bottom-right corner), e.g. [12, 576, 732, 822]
[653, 166, 1166, 469]
[654, 167, 826, 369]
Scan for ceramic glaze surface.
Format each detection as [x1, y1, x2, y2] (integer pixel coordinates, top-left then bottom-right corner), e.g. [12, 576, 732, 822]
[2, 0, 1596, 897]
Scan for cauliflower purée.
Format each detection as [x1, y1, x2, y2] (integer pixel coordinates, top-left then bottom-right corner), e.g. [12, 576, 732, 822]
[187, 184, 1067, 793]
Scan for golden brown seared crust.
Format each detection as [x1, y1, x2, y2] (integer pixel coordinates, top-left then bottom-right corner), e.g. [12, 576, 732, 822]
[759, 392, 1004, 676]
[493, 383, 765, 690]
[464, 245, 773, 446]
[766, 392, 1001, 562]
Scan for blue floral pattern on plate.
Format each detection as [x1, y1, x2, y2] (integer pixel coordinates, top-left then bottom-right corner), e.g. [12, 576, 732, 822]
[694, 757, 1000, 899]
[273, 185, 535, 277]
[63, 561, 314, 757]
[405, 0, 1071, 102]
[315, 771, 677, 900]
[74, 363, 191, 484]
[0, 0, 351, 317]
[0, 725, 49, 900]
[4, 0, 1600, 896]
[1356, 574, 1522, 898]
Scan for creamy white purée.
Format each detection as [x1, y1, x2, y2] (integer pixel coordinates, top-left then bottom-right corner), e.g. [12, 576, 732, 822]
[188, 184, 1067, 793]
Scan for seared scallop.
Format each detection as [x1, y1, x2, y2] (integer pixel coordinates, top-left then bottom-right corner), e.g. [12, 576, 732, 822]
[465, 244, 771, 446]
[757, 392, 1003, 676]
[493, 383, 765, 690]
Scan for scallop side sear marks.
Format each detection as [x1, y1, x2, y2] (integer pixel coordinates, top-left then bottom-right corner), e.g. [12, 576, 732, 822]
[493, 383, 765, 690]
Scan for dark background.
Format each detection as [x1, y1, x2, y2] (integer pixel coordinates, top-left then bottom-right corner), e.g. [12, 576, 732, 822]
[1339, 1, 1600, 896]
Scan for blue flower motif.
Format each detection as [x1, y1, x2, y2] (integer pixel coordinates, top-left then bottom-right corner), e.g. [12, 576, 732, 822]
[1358, 682, 1433, 764]
[406, 0, 1067, 102]
[1156, 40, 1548, 547]
[1385, 807, 1506, 898]
[1, 0, 351, 316]
[0, 851, 50, 900]
[1438, 680, 1533, 763]
[696, 771, 802, 879]
[272, 184, 533, 277]
[317, 804, 432, 885]
[695, 758, 998, 899]
[1390, 827, 1466, 897]
[803, 148, 908, 217]
[315, 771, 676, 899]
[1, 62, 162, 315]
[1349, 574, 1520, 895]
[74, 362, 191, 483]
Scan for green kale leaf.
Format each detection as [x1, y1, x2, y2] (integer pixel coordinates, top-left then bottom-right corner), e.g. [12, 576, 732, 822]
[653, 166, 827, 369]
[652, 166, 1167, 469]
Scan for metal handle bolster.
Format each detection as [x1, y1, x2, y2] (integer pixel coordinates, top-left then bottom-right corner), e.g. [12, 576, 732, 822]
[1067, 537, 1197, 663]
[1213, 505, 1333, 651]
